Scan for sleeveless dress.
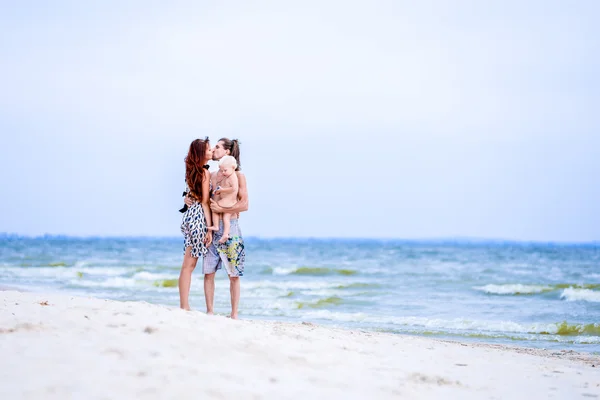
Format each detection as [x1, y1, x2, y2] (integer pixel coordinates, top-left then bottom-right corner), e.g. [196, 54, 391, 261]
[180, 168, 209, 258]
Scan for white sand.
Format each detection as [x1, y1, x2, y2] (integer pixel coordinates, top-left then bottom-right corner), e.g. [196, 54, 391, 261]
[1, 290, 598, 399]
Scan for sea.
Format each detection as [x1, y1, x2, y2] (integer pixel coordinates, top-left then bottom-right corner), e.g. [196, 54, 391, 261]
[1, 236, 599, 353]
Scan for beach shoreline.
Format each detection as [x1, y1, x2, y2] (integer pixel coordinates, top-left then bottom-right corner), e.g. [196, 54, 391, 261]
[0, 285, 24, 291]
[3, 238, 598, 354]
[1, 290, 598, 399]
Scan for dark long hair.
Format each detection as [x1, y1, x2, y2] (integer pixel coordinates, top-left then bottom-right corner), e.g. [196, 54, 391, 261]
[185, 138, 210, 201]
[219, 138, 241, 171]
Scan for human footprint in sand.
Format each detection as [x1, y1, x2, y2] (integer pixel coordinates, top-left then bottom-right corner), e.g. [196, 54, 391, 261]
[207, 155, 239, 244]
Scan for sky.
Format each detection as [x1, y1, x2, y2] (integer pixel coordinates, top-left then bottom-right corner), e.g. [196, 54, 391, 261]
[0, 0, 599, 241]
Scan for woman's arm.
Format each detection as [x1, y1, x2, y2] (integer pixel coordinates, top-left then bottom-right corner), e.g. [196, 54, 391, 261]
[210, 172, 248, 214]
[201, 169, 212, 227]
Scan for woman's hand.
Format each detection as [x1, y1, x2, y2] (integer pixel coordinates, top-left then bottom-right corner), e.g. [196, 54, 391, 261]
[184, 195, 194, 207]
[204, 230, 213, 246]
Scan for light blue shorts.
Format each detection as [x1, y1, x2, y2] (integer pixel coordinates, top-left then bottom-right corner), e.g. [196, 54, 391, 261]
[202, 219, 245, 277]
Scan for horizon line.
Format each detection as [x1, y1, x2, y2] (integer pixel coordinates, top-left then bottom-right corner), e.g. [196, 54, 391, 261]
[1, 233, 598, 246]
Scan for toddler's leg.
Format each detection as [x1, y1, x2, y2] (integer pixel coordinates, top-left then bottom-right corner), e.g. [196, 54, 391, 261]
[219, 213, 232, 244]
[208, 212, 220, 231]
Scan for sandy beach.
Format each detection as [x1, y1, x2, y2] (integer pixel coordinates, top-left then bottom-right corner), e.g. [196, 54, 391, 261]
[1, 290, 598, 399]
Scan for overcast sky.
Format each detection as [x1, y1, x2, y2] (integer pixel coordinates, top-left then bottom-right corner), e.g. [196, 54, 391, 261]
[1, 0, 598, 241]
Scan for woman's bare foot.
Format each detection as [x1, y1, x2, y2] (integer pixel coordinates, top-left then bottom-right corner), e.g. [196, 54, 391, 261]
[230, 313, 238, 320]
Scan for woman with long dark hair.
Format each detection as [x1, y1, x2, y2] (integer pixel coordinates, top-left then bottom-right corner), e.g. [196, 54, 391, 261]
[179, 138, 213, 310]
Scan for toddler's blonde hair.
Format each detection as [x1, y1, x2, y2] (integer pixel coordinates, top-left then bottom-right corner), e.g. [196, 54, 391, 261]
[219, 155, 238, 169]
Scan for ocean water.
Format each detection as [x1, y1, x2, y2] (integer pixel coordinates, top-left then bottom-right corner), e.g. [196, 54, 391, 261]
[1, 236, 599, 353]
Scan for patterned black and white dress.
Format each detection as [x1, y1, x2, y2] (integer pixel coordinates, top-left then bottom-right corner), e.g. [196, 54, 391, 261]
[180, 182, 208, 259]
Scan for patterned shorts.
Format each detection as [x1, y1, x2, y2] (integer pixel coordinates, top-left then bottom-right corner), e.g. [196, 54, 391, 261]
[203, 219, 245, 277]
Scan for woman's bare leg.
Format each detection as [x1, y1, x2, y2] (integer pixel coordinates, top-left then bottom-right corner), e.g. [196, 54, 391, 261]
[204, 272, 215, 315]
[178, 246, 198, 310]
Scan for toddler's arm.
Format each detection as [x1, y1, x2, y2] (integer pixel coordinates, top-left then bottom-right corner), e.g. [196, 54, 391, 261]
[210, 172, 248, 214]
[217, 173, 239, 194]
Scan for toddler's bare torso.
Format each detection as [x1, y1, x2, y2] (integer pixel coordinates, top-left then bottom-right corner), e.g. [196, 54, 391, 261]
[212, 171, 238, 208]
